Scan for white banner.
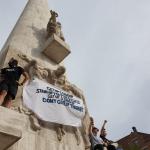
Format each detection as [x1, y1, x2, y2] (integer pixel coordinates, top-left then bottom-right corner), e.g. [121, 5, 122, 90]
[23, 78, 85, 127]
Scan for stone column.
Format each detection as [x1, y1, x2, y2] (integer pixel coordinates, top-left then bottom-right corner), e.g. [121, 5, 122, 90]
[0, 0, 52, 67]
[0, 0, 91, 149]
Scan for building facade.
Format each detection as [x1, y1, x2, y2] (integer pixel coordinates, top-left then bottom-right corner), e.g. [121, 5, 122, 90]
[118, 127, 150, 150]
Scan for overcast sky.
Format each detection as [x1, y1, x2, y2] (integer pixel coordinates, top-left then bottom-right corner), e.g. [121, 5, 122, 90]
[1, 0, 150, 141]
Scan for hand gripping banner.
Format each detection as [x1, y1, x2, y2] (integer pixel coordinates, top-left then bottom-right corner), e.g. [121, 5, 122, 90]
[23, 78, 85, 127]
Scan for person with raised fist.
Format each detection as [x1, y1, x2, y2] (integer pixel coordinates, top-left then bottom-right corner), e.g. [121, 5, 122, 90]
[89, 117, 104, 150]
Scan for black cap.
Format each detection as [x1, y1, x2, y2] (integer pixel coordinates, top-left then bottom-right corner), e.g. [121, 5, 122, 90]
[8, 58, 18, 67]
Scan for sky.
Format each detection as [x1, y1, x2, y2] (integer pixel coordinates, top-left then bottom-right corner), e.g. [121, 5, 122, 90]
[1, 0, 150, 141]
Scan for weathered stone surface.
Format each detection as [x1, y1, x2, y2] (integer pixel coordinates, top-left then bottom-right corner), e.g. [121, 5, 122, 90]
[0, 0, 55, 68]
[43, 34, 71, 63]
[0, 0, 91, 149]
[0, 125, 21, 150]
[0, 106, 26, 150]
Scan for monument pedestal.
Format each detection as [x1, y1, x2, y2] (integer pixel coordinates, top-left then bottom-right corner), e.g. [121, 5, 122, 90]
[43, 34, 71, 64]
[0, 123, 21, 150]
[0, 107, 26, 150]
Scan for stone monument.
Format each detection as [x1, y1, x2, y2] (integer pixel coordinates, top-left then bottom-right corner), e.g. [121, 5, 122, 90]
[0, 0, 91, 150]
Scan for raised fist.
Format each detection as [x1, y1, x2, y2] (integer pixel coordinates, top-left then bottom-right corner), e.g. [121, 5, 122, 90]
[104, 120, 107, 123]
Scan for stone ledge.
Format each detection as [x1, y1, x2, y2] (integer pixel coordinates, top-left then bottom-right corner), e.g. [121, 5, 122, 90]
[0, 123, 22, 150]
[0, 106, 26, 150]
[43, 34, 71, 64]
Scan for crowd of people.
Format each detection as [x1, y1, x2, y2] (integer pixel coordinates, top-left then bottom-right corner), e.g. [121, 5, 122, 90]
[89, 118, 118, 150]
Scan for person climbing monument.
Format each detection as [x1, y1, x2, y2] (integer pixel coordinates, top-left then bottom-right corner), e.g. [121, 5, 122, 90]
[89, 117, 104, 150]
[100, 120, 118, 150]
[0, 58, 29, 108]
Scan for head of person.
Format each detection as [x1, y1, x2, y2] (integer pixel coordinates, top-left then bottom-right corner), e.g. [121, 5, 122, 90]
[92, 127, 99, 136]
[8, 58, 18, 68]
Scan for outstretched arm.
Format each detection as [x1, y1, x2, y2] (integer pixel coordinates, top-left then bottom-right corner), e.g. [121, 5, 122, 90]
[100, 120, 107, 136]
[22, 72, 29, 85]
[17, 72, 29, 86]
[101, 120, 107, 130]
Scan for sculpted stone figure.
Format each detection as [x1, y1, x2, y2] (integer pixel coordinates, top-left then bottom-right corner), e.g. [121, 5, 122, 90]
[55, 22, 65, 41]
[82, 116, 91, 149]
[56, 124, 65, 141]
[19, 54, 67, 87]
[47, 10, 58, 38]
[17, 104, 41, 131]
[18, 54, 49, 131]
[46, 65, 66, 87]
[47, 10, 65, 41]
[46, 66, 66, 141]
[60, 82, 82, 145]
[49, 10, 58, 24]
[62, 81, 84, 100]
[62, 82, 91, 148]
[18, 54, 48, 81]
[16, 56, 88, 145]
[73, 127, 81, 145]
[53, 66, 66, 86]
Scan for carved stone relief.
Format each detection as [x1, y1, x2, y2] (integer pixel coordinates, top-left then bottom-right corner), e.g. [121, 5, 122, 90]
[17, 53, 90, 147]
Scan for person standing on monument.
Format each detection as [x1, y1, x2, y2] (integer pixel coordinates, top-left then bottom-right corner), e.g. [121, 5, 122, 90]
[0, 58, 29, 108]
[100, 120, 117, 150]
[89, 117, 104, 150]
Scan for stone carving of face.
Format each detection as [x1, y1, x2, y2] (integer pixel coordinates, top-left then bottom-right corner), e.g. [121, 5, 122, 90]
[55, 66, 66, 77]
